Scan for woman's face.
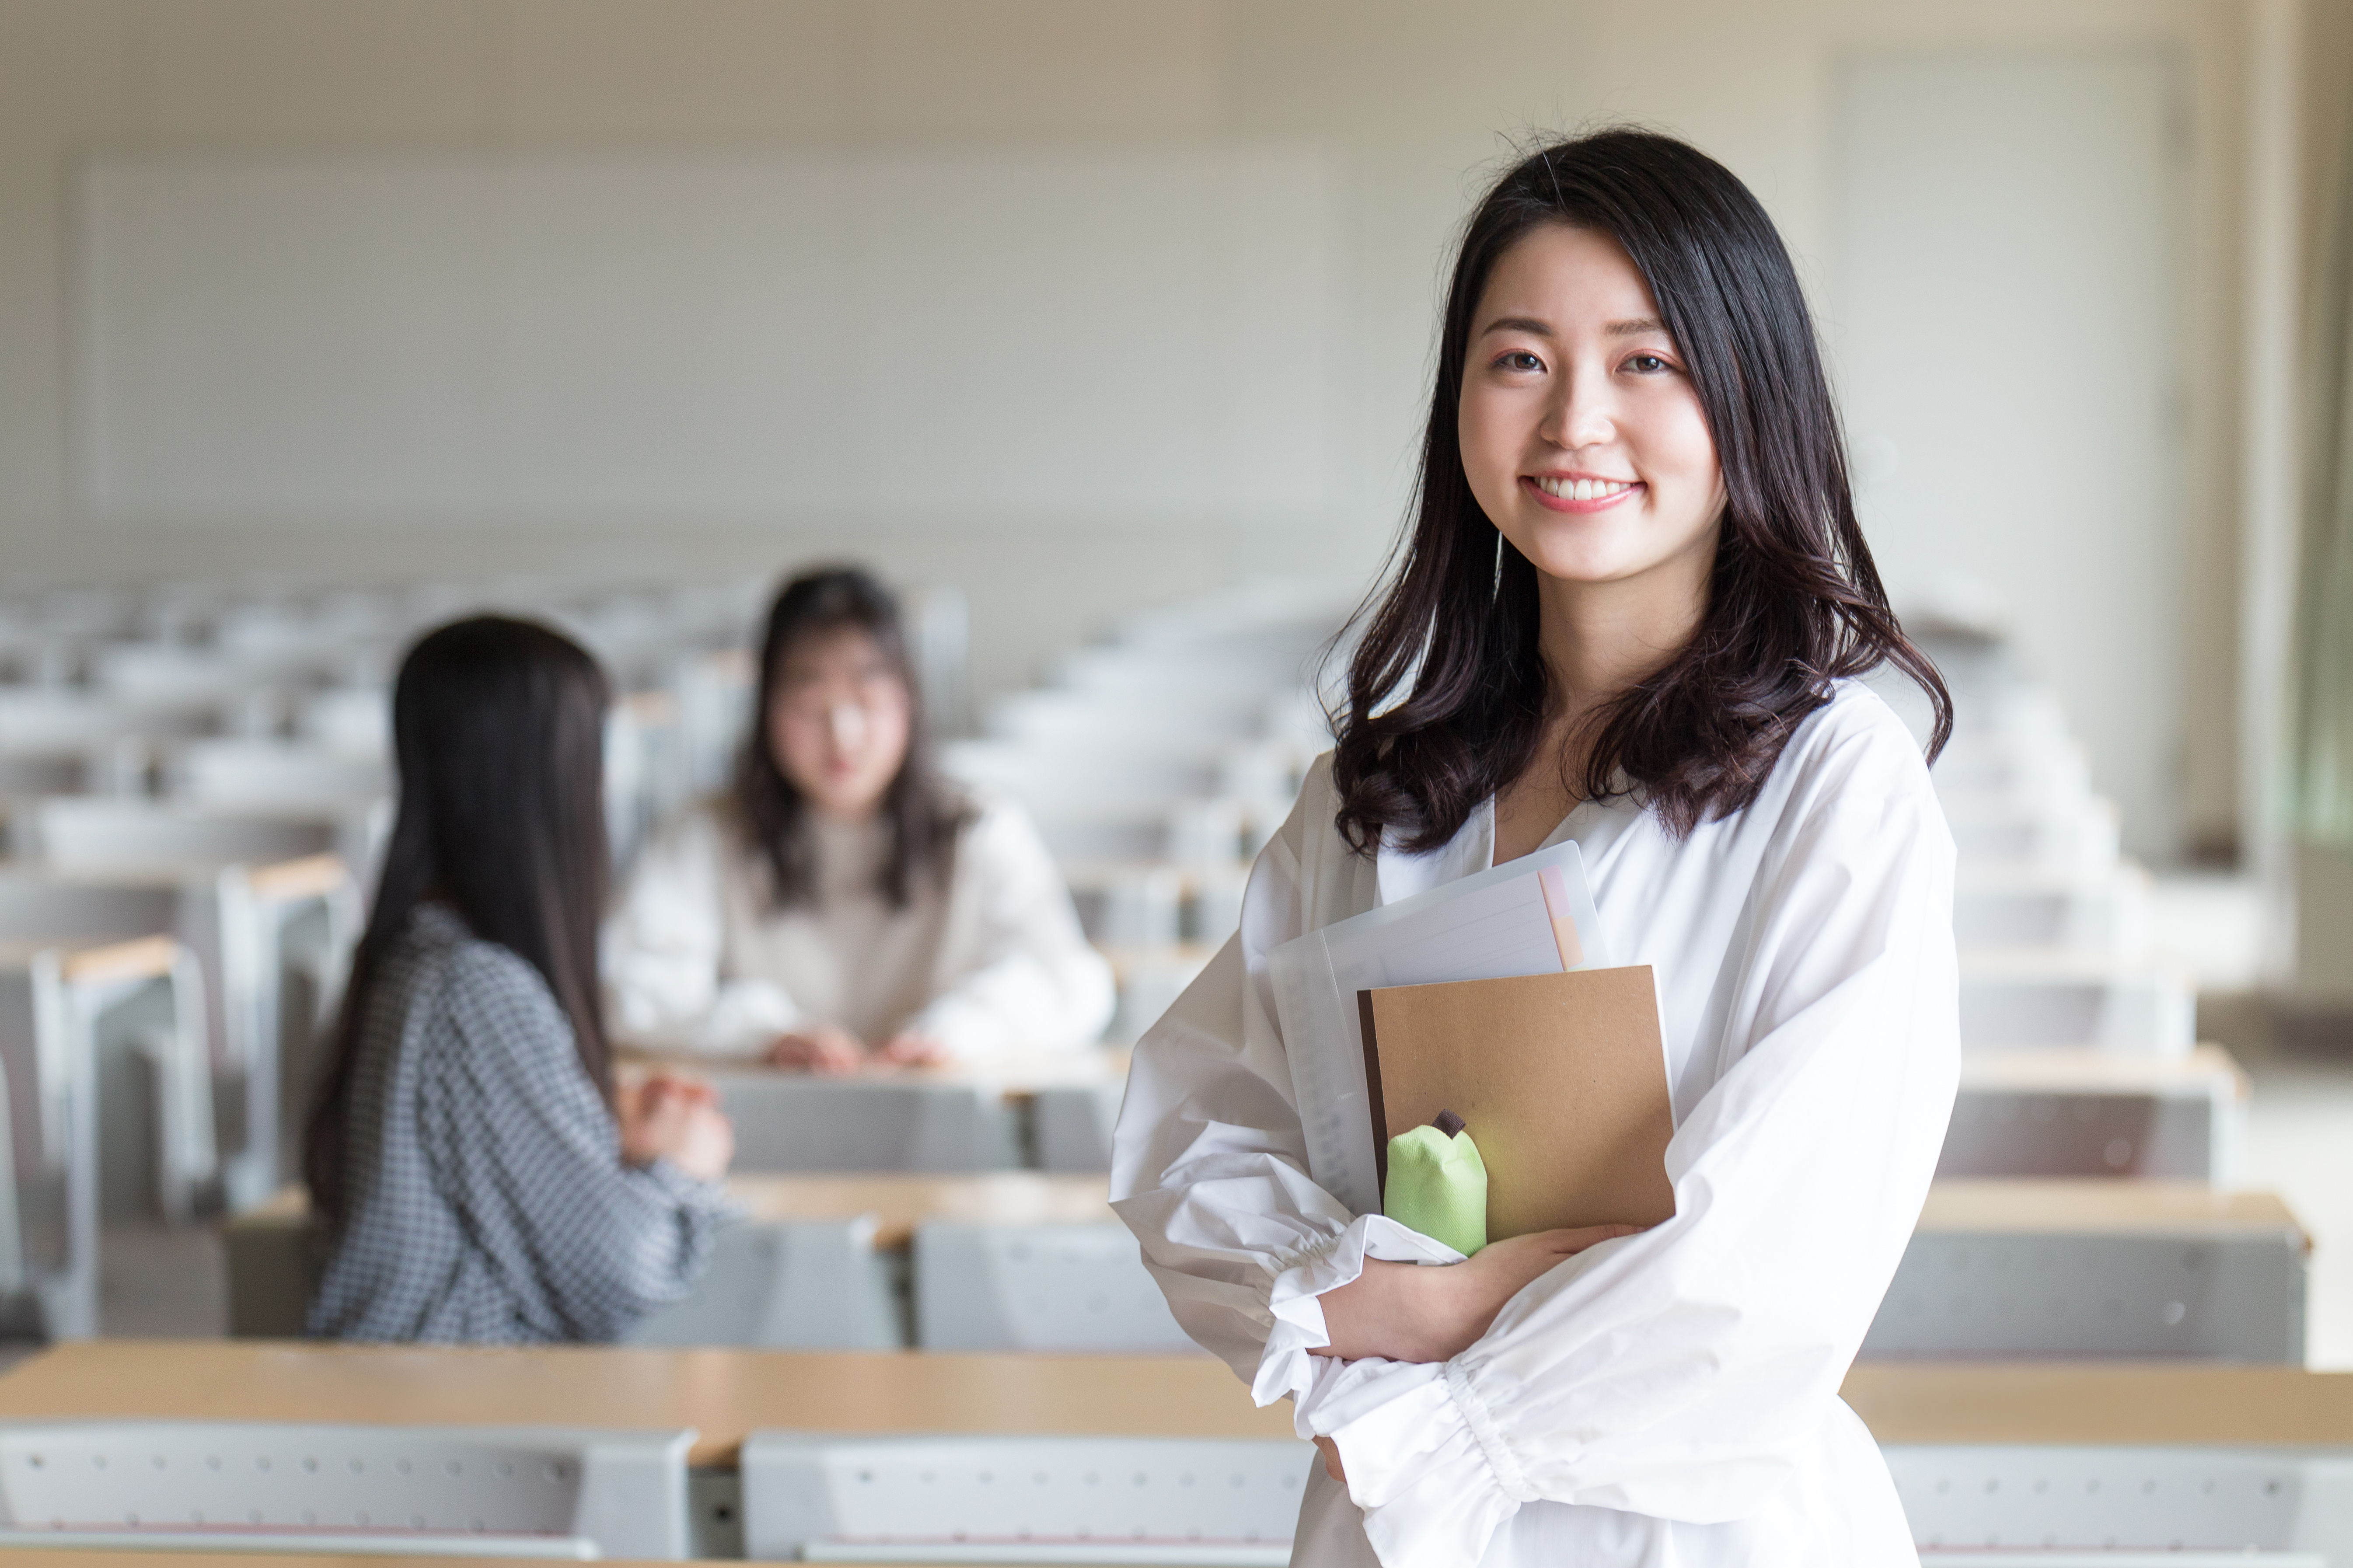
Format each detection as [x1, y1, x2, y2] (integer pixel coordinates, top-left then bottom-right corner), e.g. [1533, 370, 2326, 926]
[1457, 223, 1726, 591]
[767, 627, 912, 819]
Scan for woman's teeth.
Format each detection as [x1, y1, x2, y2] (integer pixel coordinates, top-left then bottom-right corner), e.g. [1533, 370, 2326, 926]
[1535, 476, 1634, 501]
[1525, 475, 1637, 501]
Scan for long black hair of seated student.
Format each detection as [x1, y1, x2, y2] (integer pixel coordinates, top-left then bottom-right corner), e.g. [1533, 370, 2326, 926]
[1331, 129, 1953, 852]
[732, 567, 968, 911]
[304, 616, 614, 1223]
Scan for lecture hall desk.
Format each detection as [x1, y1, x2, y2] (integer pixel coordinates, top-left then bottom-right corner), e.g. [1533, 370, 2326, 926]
[3, 1356, 2353, 1566]
[6, 1343, 2353, 1460]
[0, 1342, 1294, 1468]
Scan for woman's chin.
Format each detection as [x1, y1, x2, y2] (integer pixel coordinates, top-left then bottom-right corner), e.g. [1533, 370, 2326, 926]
[1510, 518, 1715, 591]
[1516, 540, 1653, 587]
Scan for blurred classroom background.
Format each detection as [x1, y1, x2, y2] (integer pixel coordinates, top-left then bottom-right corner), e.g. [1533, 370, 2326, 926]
[0, 0, 2350, 1561]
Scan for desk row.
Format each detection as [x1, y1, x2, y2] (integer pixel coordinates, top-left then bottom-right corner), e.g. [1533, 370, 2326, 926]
[230, 1172, 2310, 1363]
[0, 1346, 2344, 1561]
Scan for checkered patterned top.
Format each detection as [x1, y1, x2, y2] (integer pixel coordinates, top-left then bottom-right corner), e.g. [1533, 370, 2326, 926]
[309, 903, 727, 1342]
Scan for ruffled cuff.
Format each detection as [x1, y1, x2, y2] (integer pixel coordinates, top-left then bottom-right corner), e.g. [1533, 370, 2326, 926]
[1304, 1357, 1532, 1568]
[1248, 1213, 1463, 1409]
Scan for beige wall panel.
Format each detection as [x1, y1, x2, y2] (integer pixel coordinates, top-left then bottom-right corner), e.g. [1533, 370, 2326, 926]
[853, 0, 1225, 136]
[503, 0, 851, 141]
[132, 0, 489, 141]
[0, 0, 135, 135]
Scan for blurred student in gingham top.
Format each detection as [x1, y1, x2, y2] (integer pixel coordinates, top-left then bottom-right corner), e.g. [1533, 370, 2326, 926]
[307, 617, 734, 1344]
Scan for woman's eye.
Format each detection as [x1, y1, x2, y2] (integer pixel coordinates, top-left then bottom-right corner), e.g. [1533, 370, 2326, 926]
[1624, 353, 1671, 374]
[1496, 351, 1544, 373]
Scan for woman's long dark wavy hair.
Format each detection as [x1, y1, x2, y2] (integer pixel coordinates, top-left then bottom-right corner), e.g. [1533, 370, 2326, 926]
[1332, 129, 1951, 851]
[732, 567, 967, 909]
[304, 616, 614, 1223]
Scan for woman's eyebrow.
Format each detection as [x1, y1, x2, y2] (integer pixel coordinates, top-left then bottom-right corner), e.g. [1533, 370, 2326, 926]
[1476, 315, 1670, 338]
[1477, 315, 1553, 338]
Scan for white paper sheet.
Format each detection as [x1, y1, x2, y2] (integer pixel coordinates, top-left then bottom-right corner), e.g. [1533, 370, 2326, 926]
[1266, 841, 1607, 1216]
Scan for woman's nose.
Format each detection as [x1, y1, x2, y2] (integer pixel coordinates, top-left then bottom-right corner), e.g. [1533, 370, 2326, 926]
[827, 700, 870, 753]
[1541, 369, 1614, 449]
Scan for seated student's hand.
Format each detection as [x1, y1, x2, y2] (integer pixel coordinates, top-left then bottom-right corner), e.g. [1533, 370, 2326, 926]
[765, 1023, 866, 1074]
[1312, 1222, 1644, 1365]
[665, 1102, 735, 1183]
[618, 1072, 735, 1181]
[874, 1032, 951, 1068]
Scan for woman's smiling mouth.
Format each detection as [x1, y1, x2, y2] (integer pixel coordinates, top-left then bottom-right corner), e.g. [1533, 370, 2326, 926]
[1525, 474, 1643, 512]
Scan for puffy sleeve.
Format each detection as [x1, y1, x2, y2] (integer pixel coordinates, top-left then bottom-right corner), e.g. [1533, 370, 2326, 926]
[903, 798, 1117, 1058]
[1293, 725, 1960, 1565]
[1111, 759, 1453, 1391]
[602, 807, 804, 1056]
[417, 943, 733, 1342]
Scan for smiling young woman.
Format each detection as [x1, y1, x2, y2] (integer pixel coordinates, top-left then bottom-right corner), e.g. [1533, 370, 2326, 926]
[1112, 131, 1960, 1566]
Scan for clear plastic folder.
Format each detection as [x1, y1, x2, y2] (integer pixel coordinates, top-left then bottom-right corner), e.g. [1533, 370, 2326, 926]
[1266, 840, 1607, 1217]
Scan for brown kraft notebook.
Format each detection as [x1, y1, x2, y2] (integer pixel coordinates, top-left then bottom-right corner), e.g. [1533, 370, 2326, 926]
[1360, 965, 1677, 1239]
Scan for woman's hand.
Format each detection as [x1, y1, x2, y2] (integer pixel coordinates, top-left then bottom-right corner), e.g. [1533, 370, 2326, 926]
[766, 1023, 866, 1074]
[1312, 1223, 1643, 1365]
[874, 1031, 950, 1067]
[618, 1071, 735, 1181]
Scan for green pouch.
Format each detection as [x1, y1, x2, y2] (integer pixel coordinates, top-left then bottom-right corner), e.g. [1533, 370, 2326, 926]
[1382, 1109, 1488, 1257]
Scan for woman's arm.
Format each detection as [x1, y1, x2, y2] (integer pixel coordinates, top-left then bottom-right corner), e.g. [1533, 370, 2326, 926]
[1315, 1226, 1642, 1363]
[1299, 743, 1959, 1566]
[1111, 760, 1467, 1399]
[601, 810, 808, 1056]
[419, 945, 734, 1342]
[893, 800, 1116, 1059]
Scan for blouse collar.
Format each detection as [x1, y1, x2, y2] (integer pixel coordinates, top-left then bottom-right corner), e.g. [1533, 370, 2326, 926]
[1372, 784, 1636, 909]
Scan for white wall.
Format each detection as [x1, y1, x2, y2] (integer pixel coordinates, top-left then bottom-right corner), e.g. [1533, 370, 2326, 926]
[78, 150, 1335, 523]
[1835, 49, 2189, 859]
[0, 0, 2257, 852]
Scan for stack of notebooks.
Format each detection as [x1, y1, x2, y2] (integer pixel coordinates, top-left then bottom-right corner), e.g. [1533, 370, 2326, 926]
[1267, 843, 1676, 1245]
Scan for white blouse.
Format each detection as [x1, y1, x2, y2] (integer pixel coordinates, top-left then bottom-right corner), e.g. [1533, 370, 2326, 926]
[603, 794, 1115, 1060]
[1111, 681, 1958, 1567]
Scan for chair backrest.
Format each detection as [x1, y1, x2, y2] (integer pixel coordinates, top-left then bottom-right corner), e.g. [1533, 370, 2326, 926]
[1867, 1226, 2305, 1361]
[0, 690, 216, 749]
[1108, 948, 1215, 1047]
[0, 750, 92, 796]
[0, 1420, 695, 1560]
[913, 1219, 1194, 1353]
[0, 875, 180, 944]
[1959, 963, 2195, 1052]
[714, 1075, 1012, 1173]
[1031, 1084, 1121, 1173]
[1954, 866, 2153, 951]
[670, 650, 754, 799]
[739, 1433, 1311, 1565]
[221, 1197, 318, 1338]
[1932, 732, 2095, 800]
[295, 686, 391, 760]
[624, 1216, 903, 1350]
[24, 799, 343, 871]
[1064, 865, 1185, 949]
[91, 642, 331, 702]
[1946, 796, 2122, 868]
[170, 739, 392, 813]
[1886, 1443, 2342, 1561]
